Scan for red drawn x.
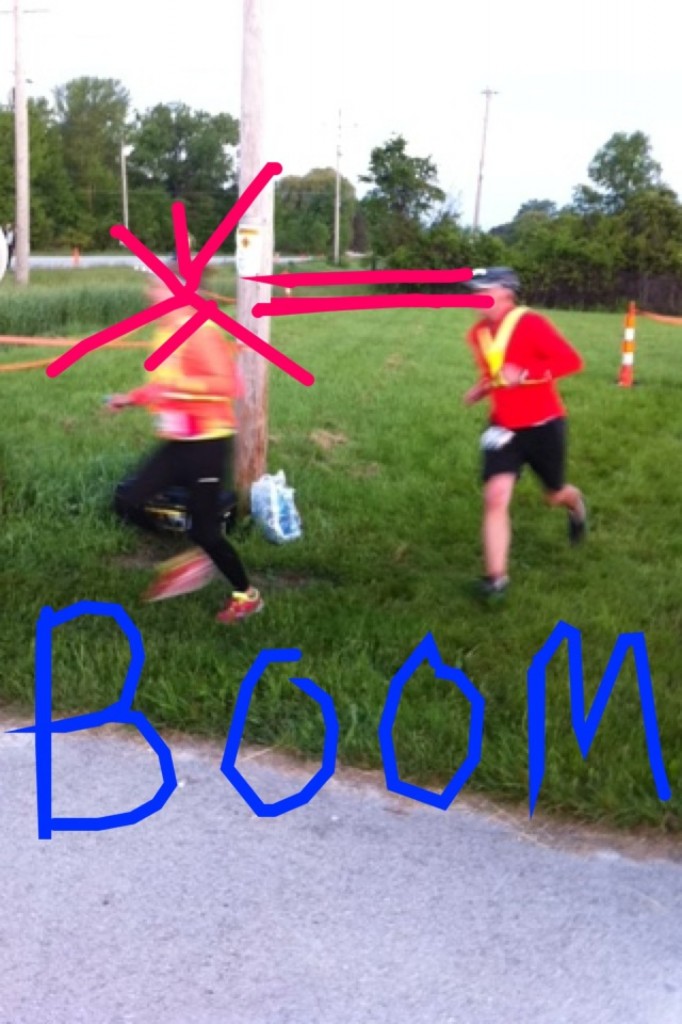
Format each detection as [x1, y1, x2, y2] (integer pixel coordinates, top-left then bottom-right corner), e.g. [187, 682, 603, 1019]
[45, 161, 493, 389]
[45, 162, 316, 386]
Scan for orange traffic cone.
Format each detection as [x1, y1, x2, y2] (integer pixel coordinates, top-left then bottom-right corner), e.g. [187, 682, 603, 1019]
[617, 301, 636, 387]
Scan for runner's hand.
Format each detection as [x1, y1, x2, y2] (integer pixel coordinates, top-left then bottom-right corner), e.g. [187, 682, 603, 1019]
[463, 381, 491, 405]
[499, 363, 527, 386]
[105, 393, 131, 411]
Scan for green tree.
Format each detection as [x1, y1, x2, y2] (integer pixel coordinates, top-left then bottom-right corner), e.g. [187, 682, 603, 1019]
[54, 77, 131, 247]
[274, 167, 356, 255]
[515, 199, 558, 219]
[0, 107, 15, 227]
[359, 135, 444, 260]
[573, 131, 663, 215]
[0, 97, 77, 249]
[29, 98, 79, 248]
[490, 199, 558, 244]
[128, 102, 239, 250]
[381, 207, 510, 291]
[570, 183, 604, 217]
[618, 186, 682, 277]
[508, 211, 624, 308]
[351, 206, 369, 252]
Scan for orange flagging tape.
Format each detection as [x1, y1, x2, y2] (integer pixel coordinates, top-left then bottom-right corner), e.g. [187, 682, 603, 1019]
[0, 335, 149, 350]
[0, 357, 55, 373]
[0, 335, 83, 348]
[639, 311, 682, 326]
[0, 294, 255, 372]
[199, 289, 236, 305]
[0, 335, 150, 373]
[199, 286, 291, 306]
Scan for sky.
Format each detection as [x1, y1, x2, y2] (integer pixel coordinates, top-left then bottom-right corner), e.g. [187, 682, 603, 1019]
[1, 0, 680, 230]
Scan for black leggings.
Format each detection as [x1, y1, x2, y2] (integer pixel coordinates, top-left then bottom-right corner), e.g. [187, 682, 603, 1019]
[115, 437, 250, 593]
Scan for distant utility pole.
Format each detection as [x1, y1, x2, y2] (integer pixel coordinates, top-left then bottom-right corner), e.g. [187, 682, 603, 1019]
[120, 142, 133, 230]
[472, 87, 498, 234]
[0, 1, 48, 285]
[334, 108, 341, 265]
[235, 0, 274, 494]
[333, 110, 359, 263]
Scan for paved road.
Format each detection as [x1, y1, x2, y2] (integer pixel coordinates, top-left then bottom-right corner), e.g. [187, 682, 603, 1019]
[21, 254, 312, 270]
[1, 721, 680, 1024]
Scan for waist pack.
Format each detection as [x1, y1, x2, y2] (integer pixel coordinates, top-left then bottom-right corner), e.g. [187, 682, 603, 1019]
[250, 470, 302, 544]
[115, 477, 237, 535]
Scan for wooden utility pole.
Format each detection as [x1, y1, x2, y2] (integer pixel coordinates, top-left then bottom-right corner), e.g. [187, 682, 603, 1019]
[333, 108, 341, 265]
[1, 2, 48, 285]
[13, 0, 30, 285]
[235, 0, 274, 495]
[120, 142, 130, 230]
[472, 87, 498, 234]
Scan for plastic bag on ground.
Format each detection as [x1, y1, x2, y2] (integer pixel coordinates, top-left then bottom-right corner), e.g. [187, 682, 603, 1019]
[250, 470, 302, 544]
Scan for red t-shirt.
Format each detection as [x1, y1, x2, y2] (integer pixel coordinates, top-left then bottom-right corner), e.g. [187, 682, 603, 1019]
[467, 309, 583, 430]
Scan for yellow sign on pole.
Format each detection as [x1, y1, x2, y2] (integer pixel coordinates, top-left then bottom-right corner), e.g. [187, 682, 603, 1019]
[236, 224, 263, 278]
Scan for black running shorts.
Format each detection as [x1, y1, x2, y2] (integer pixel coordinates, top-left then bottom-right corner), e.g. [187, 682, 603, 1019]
[481, 417, 567, 492]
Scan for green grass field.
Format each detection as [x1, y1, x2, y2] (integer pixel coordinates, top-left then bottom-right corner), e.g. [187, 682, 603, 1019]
[1, 269, 681, 832]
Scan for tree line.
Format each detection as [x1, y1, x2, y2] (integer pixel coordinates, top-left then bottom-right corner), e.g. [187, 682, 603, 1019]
[0, 76, 358, 256]
[359, 131, 682, 313]
[1, 76, 681, 312]
[0, 77, 239, 252]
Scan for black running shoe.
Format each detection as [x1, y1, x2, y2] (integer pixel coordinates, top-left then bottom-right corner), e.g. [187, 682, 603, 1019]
[568, 497, 587, 545]
[475, 575, 509, 603]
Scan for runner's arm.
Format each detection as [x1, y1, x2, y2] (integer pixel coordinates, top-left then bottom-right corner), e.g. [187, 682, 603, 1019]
[464, 326, 494, 401]
[526, 314, 584, 381]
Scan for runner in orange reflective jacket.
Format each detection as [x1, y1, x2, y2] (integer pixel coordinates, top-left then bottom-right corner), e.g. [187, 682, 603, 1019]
[108, 280, 263, 624]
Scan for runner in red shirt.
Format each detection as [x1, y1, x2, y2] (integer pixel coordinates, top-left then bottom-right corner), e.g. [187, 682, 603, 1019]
[463, 267, 587, 601]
